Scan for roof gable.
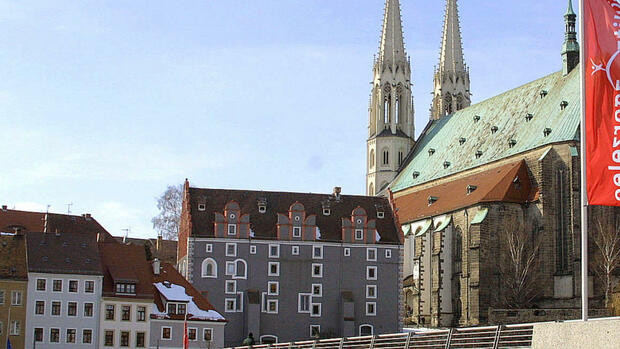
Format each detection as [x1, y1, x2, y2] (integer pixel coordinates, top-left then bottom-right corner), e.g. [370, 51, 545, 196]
[392, 66, 580, 192]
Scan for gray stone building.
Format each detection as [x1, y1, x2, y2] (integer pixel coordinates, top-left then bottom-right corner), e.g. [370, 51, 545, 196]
[177, 182, 403, 346]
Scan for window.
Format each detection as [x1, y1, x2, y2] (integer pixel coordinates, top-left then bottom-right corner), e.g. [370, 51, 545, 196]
[206, 243, 213, 252]
[377, 211, 385, 219]
[85, 280, 95, 293]
[137, 306, 146, 322]
[52, 279, 62, 292]
[258, 205, 267, 213]
[203, 328, 213, 342]
[310, 325, 321, 338]
[116, 283, 136, 294]
[36, 279, 46, 291]
[360, 324, 374, 336]
[161, 327, 172, 340]
[268, 281, 279, 296]
[11, 291, 21, 305]
[69, 280, 78, 293]
[105, 304, 115, 320]
[298, 293, 311, 313]
[312, 283, 322, 297]
[312, 263, 323, 278]
[366, 285, 377, 299]
[228, 224, 237, 235]
[198, 203, 206, 211]
[367, 266, 377, 280]
[267, 299, 278, 313]
[9, 321, 19, 336]
[66, 328, 76, 343]
[83, 329, 93, 344]
[261, 335, 278, 344]
[0, 291, 3, 304]
[367, 248, 377, 261]
[226, 261, 235, 276]
[323, 208, 331, 216]
[366, 302, 377, 316]
[226, 243, 237, 257]
[122, 305, 131, 321]
[269, 244, 280, 258]
[50, 328, 60, 343]
[385, 249, 392, 258]
[226, 280, 237, 294]
[67, 301, 77, 316]
[235, 259, 247, 279]
[178, 303, 187, 315]
[355, 229, 364, 240]
[311, 303, 321, 317]
[398, 151, 404, 166]
[202, 258, 217, 278]
[35, 300, 45, 315]
[383, 149, 389, 165]
[34, 328, 43, 342]
[120, 331, 130, 347]
[225, 298, 237, 313]
[187, 328, 197, 341]
[167, 303, 177, 314]
[51, 301, 61, 316]
[313, 246, 323, 259]
[344, 248, 351, 257]
[104, 330, 114, 346]
[250, 245, 257, 254]
[136, 332, 146, 347]
[84, 302, 94, 317]
[292, 226, 302, 238]
[292, 245, 300, 255]
[268, 262, 280, 276]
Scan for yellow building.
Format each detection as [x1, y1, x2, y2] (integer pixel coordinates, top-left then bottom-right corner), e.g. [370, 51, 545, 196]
[0, 233, 28, 349]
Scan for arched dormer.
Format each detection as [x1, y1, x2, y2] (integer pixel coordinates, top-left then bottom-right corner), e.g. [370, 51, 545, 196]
[214, 201, 250, 238]
[201, 258, 217, 278]
[341, 207, 377, 244]
[276, 202, 316, 241]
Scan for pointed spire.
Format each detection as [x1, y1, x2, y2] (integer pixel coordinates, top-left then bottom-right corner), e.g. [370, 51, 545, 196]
[566, 0, 576, 16]
[378, 0, 407, 66]
[562, 0, 579, 75]
[439, 0, 466, 73]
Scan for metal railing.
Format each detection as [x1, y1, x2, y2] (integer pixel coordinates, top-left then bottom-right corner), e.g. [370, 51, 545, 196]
[228, 324, 533, 349]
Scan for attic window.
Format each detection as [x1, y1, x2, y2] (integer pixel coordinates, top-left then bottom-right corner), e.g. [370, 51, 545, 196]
[543, 128, 552, 137]
[428, 148, 436, 156]
[323, 208, 331, 216]
[475, 150, 483, 159]
[257, 198, 267, 213]
[508, 139, 517, 148]
[412, 171, 420, 179]
[491, 126, 498, 134]
[258, 205, 266, 213]
[443, 161, 451, 169]
[525, 113, 533, 122]
[428, 196, 439, 206]
[198, 204, 206, 211]
[377, 211, 385, 219]
[540, 90, 548, 98]
[513, 176, 521, 190]
[459, 137, 466, 145]
[474, 115, 481, 122]
[467, 185, 478, 195]
[560, 101, 569, 110]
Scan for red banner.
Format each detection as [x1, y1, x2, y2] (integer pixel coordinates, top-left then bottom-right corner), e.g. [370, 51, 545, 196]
[585, 0, 620, 205]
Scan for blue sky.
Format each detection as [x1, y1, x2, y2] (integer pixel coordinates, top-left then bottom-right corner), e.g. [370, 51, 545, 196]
[0, 0, 573, 238]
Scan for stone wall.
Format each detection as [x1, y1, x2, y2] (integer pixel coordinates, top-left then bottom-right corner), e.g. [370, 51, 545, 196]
[489, 308, 609, 325]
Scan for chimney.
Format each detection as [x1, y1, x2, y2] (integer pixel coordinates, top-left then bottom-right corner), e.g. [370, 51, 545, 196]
[333, 187, 342, 200]
[82, 213, 92, 221]
[152, 258, 161, 275]
[1, 205, 7, 212]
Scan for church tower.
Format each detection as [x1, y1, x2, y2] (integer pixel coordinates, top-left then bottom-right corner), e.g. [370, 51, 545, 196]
[430, 0, 470, 120]
[366, 0, 415, 196]
[562, 0, 579, 75]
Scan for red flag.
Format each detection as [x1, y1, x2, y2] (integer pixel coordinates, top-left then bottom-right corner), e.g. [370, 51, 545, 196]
[183, 313, 189, 349]
[584, 0, 620, 205]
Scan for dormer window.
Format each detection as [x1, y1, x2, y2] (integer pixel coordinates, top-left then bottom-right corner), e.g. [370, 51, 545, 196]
[115, 283, 136, 295]
[355, 229, 364, 240]
[467, 185, 478, 195]
[540, 90, 548, 98]
[228, 224, 237, 235]
[543, 128, 552, 137]
[525, 113, 533, 122]
[293, 226, 302, 238]
[443, 161, 451, 169]
[257, 198, 267, 213]
[428, 196, 438, 206]
[258, 205, 266, 213]
[508, 139, 517, 148]
[377, 211, 385, 219]
[459, 137, 466, 145]
[323, 208, 331, 216]
[475, 150, 483, 159]
[560, 101, 569, 110]
[491, 126, 498, 134]
[474, 115, 481, 122]
[428, 148, 436, 156]
[412, 171, 420, 179]
[166, 302, 187, 315]
[198, 204, 206, 211]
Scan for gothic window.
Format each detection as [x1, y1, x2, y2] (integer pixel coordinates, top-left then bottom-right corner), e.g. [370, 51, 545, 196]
[201, 258, 217, 278]
[445, 95, 453, 115]
[398, 151, 404, 166]
[384, 96, 391, 124]
[383, 150, 389, 165]
[369, 149, 375, 168]
[396, 97, 400, 124]
[456, 94, 464, 110]
[368, 183, 375, 196]
[555, 168, 570, 274]
[453, 227, 463, 274]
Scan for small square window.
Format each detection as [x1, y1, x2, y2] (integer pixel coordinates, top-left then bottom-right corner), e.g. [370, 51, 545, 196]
[250, 245, 257, 254]
[226, 262, 236, 276]
[355, 229, 364, 240]
[269, 244, 280, 258]
[292, 245, 300, 255]
[312, 284, 322, 297]
[85, 281, 95, 293]
[226, 243, 237, 257]
[225, 299, 237, 313]
[198, 204, 206, 211]
[313, 246, 323, 259]
[52, 280, 62, 292]
[66, 328, 76, 343]
[311, 303, 321, 317]
[366, 302, 377, 316]
[68, 302, 77, 316]
[267, 299, 279, 313]
[312, 263, 323, 278]
[292, 226, 302, 238]
[258, 205, 267, 213]
[36, 279, 46, 291]
[385, 249, 392, 259]
[228, 224, 237, 235]
[104, 330, 114, 346]
[35, 301, 45, 315]
[206, 244, 213, 253]
[50, 328, 60, 343]
[69, 280, 78, 293]
[226, 280, 237, 294]
[344, 248, 351, 256]
[204, 328, 213, 342]
[367, 248, 377, 261]
[188, 328, 197, 341]
[366, 285, 377, 299]
[84, 302, 94, 317]
[83, 329, 93, 344]
[268, 281, 279, 296]
[323, 208, 331, 216]
[51, 301, 61, 316]
[268, 262, 280, 276]
[161, 327, 172, 340]
[377, 211, 385, 219]
[310, 325, 321, 338]
[367, 266, 377, 280]
[34, 328, 43, 342]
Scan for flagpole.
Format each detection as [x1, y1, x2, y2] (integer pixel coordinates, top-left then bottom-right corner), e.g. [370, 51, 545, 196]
[578, 0, 589, 322]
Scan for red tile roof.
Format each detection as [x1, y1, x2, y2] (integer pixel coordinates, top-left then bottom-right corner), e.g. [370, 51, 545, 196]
[114, 236, 177, 265]
[98, 242, 154, 299]
[0, 234, 28, 280]
[26, 231, 103, 275]
[393, 160, 534, 223]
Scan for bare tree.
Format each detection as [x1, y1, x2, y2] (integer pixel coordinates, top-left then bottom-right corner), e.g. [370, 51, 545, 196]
[498, 214, 542, 309]
[592, 218, 620, 308]
[152, 184, 183, 240]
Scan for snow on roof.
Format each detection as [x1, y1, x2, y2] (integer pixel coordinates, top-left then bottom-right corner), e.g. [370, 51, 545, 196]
[153, 282, 225, 322]
[154, 282, 192, 302]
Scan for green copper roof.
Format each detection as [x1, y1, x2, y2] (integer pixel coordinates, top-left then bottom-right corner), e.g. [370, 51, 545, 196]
[566, 0, 576, 16]
[391, 66, 580, 192]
